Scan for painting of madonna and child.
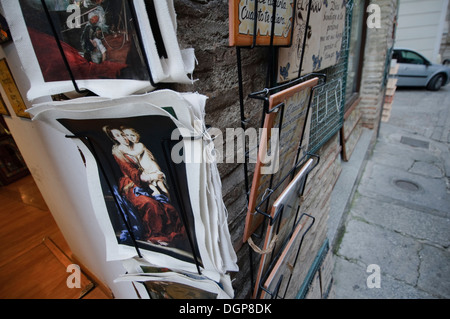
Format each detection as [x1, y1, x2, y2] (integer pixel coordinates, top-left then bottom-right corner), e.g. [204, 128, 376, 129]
[18, 0, 151, 82]
[58, 114, 203, 266]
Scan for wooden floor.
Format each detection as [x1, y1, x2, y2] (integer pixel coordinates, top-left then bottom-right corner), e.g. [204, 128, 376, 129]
[0, 174, 111, 299]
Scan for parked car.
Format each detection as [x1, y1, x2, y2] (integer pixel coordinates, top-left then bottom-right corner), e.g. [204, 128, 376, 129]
[392, 48, 450, 91]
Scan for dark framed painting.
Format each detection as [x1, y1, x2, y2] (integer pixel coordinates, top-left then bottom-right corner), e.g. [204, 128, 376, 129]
[116, 273, 232, 299]
[28, 90, 237, 279]
[142, 279, 219, 299]
[116, 254, 235, 299]
[2, 0, 198, 99]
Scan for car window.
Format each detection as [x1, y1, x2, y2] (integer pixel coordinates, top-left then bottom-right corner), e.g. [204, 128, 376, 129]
[400, 51, 426, 65]
[393, 51, 400, 60]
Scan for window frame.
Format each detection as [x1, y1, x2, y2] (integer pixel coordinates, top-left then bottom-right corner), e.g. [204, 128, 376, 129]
[344, 0, 370, 113]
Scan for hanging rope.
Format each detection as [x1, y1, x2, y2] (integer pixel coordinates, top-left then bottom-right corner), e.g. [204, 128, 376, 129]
[247, 235, 278, 255]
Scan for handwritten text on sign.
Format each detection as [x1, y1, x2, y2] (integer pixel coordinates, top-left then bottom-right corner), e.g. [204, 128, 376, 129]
[229, 0, 294, 46]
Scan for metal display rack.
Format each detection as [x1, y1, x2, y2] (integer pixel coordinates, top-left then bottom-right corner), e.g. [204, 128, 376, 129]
[233, 0, 327, 298]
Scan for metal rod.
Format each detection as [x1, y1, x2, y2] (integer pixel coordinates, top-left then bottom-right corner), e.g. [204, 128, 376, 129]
[298, 0, 313, 78]
[161, 139, 203, 275]
[41, 0, 88, 94]
[236, 47, 250, 200]
[127, 0, 157, 87]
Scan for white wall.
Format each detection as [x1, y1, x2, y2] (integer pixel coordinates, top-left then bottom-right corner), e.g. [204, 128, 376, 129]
[0, 35, 137, 299]
[396, 0, 449, 62]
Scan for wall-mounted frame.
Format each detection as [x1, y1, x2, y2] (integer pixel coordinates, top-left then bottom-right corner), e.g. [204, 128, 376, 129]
[243, 77, 319, 243]
[0, 59, 29, 119]
[229, 0, 296, 47]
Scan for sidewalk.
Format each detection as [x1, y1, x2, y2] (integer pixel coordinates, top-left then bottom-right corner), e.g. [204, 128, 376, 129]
[330, 85, 450, 299]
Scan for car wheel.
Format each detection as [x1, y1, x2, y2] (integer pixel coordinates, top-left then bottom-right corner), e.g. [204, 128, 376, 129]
[427, 74, 444, 91]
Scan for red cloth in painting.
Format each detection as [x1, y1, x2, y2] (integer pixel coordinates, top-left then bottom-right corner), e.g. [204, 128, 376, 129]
[28, 28, 128, 82]
[113, 152, 187, 245]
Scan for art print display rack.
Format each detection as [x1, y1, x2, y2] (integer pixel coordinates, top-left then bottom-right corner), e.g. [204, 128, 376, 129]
[230, 0, 327, 298]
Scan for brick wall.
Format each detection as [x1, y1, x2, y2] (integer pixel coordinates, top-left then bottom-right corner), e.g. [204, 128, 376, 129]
[359, 0, 398, 130]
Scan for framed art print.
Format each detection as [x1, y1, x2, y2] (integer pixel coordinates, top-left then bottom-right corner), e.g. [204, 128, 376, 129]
[118, 256, 235, 299]
[0, 136, 30, 185]
[229, 0, 295, 47]
[243, 77, 318, 243]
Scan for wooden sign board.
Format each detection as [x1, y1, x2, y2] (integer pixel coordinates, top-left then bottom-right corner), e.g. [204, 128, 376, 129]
[229, 0, 295, 46]
[278, 0, 346, 82]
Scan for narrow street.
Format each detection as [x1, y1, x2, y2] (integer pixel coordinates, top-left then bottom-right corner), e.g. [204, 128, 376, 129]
[332, 85, 450, 299]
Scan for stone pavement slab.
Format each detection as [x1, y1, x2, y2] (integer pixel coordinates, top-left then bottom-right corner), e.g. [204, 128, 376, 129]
[357, 162, 450, 217]
[333, 256, 435, 299]
[351, 196, 450, 248]
[338, 219, 421, 285]
[417, 244, 450, 298]
[372, 130, 445, 172]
